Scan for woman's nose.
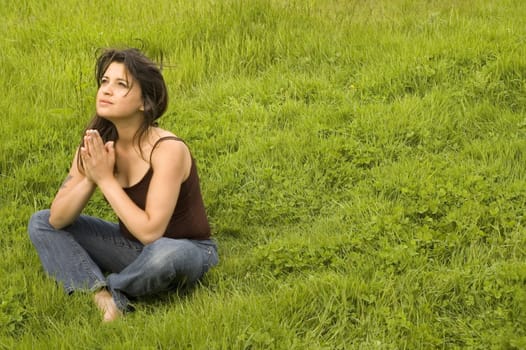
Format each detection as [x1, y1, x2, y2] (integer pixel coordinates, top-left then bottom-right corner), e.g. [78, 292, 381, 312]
[101, 85, 112, 95]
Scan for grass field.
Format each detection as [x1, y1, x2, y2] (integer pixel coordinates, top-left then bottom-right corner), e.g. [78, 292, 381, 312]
[1, 0, 526, 348]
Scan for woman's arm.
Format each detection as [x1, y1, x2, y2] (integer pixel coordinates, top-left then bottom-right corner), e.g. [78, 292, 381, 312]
[49, 148, 97, 229]
[83, 131, 189, 245]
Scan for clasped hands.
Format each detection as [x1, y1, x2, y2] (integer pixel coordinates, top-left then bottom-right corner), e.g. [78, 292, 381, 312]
[80, 129, 115, 185]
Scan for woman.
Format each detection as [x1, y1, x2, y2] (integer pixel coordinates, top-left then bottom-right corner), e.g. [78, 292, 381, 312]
[28, 48, 218, 322]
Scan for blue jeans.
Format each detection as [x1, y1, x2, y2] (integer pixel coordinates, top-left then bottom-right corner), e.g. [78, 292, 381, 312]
[28, 209, 218, 311]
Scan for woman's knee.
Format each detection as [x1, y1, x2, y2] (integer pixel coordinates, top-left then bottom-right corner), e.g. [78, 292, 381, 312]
[144, 239, 201, 273]
[28, 209, 52, 239]
[29, 209, 51, 227]
[144, 239, 183, 264]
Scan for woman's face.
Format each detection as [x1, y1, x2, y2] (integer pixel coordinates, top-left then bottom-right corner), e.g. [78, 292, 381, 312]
[96, 62, 144, 121]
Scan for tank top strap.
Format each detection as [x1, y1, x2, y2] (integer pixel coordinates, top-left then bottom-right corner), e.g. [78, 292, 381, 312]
[149, 136, 185, 164]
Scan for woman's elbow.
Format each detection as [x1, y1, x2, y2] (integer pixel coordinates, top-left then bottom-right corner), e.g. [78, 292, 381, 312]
[135, 230, 164, 246]
[48, 212, 71, 230]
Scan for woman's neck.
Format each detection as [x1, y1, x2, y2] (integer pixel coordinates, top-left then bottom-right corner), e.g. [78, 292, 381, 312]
[114, 120, 146, 146]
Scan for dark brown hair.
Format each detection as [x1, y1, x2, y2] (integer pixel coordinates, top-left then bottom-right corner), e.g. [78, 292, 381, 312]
[78, 48, 168, 172]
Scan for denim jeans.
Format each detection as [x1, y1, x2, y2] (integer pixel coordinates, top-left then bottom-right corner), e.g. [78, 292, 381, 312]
[28, 209, 218, 311]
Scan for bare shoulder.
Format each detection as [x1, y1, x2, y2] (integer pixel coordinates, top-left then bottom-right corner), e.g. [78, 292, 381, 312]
[149, 129, 191, 178]
[153, 136, 188, 156]
[150, 128, 185, 149]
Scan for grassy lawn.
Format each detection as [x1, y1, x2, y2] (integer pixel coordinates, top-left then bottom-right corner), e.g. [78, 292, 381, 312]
[1, 0, 525, 348]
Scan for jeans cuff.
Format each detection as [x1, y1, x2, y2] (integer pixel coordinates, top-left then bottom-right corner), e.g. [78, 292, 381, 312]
[89, 280, 108, 293]
[109, 287, 134, 313]
[64, 280, 107, 295]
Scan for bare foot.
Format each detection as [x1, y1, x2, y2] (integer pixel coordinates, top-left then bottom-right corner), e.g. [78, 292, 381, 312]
[93, 289, 122, 322]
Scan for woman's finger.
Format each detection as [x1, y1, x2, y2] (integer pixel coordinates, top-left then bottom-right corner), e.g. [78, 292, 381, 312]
[80, 146, 88, 158]
[83, 136, 91, 156]
[87, 130, 103, 157]
[90, 130, 104, 147]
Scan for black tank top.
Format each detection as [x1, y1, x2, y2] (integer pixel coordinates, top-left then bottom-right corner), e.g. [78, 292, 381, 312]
[118, 136, 211, 242]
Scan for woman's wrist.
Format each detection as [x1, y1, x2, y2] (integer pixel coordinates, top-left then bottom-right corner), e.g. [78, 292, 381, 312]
[96, 175, 119, 193]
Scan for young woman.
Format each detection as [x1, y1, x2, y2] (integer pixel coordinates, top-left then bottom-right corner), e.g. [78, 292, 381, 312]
[28, 48, 218, 322]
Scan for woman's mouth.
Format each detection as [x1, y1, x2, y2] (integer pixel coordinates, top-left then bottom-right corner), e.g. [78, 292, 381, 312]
[98, 99, 112, 105]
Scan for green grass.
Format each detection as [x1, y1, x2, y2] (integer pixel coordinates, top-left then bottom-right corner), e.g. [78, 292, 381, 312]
[2, 0, 526, 348]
